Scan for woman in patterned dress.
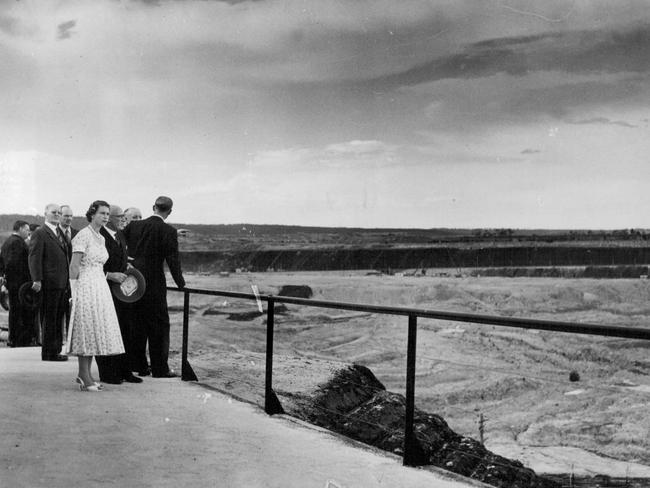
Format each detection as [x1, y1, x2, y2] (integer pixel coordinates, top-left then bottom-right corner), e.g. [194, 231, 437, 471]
[68, 201, 126, 391]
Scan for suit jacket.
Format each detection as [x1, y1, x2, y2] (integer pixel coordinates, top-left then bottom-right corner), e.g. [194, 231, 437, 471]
[124, 216, 185, 298]
[100, 226, 128, 274]
[28, 225, 70, 290]
[59, 226, 78, 262]
[0, 234, 31, 289]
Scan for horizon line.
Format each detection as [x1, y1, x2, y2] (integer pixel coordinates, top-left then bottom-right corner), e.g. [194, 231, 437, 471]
[0, 213, 647, 233]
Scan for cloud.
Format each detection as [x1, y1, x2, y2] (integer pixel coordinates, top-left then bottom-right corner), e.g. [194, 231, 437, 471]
[325, 140, 397, 156]
[248, 139, 400, 172]
[3, 1, 650, 88]
[568, 117, 636, 128]
[406, 70, 650, 133]
[361, 25, 650, 90]
[500, 78, 647, 120]
[57, 20, 76, 40]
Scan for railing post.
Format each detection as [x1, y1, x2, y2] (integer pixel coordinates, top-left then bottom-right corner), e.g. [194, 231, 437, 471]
[181, 290, 197, 381]
[403, 314, 425, 466]
[264, 297, 284, 415]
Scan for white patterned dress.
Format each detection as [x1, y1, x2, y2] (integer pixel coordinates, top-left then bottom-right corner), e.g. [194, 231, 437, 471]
[67, 226, 125, 356]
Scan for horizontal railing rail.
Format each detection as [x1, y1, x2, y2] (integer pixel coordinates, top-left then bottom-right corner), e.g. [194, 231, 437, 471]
[168, 285, 650, 467]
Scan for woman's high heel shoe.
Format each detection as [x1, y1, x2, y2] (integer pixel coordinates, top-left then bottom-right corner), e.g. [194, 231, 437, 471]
[75, 376, 102, 392]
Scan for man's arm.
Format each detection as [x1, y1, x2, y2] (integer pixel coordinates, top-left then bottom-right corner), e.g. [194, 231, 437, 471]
[28, 230, 44, 291]
[165, 227, 185, 289]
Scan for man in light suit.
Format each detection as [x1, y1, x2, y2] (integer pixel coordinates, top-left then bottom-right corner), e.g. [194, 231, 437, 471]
[0, 220, 34, 347]
[29, 204, 69, 361]
[124, 196, 185, 377]
[96, 205, 143, 384]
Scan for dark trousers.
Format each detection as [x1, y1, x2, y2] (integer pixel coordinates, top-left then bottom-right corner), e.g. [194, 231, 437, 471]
[40, 288, 67, 359]
[119, 301, 139, 370]
[133, 295, 171, 376]
[96, 297, 133, 382]
[7, 285, 35, 347]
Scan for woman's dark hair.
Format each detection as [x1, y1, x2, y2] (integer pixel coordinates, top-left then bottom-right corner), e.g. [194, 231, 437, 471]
[85, 200, 110, 222]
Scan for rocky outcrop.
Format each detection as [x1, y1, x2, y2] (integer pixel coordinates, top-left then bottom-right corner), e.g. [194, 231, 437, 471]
[281, 364, 558, 488]
[277, 285, 313, 298]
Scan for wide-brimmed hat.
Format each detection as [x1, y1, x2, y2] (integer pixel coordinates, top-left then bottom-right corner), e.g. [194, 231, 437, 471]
[19, 282, 42, 309]
[0, 285, 9, 311]
[110, 267, 146, 303]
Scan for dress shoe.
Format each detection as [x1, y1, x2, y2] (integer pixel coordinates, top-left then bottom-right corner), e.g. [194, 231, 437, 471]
[137, 368, 151, 377]
[123, 374, 143, 383]
[43, 355, 68, 362]
[152, 370, 177, 378]
[100, 378, 123, 385]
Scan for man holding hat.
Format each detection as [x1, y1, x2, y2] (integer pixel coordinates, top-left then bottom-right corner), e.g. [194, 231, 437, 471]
[95, 205, 143, 384]
[0, 220, 34, 347]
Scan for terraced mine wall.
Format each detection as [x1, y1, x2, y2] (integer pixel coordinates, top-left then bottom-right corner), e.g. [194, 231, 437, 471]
[180, 246, 650, 272]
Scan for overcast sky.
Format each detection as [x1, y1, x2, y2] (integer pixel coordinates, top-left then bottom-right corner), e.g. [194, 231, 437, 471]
[0, 0, 649, 228]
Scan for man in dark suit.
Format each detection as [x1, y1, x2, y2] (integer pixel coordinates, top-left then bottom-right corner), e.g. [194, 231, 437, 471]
[58, 205, 78, 260]
[124, 196, 185, 377]
[28, 204, 69, 361]
[0, 221, 34, 347]
[26, 224, 42, 345]
[95, 205, 143, 385]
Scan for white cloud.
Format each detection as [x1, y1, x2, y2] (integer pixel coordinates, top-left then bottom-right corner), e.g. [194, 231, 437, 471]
[325, 140, 396, 155]
[0, 151, 39, 214]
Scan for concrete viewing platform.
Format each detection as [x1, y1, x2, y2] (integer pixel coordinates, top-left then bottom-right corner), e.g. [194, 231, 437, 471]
[0, 347, 480, 488]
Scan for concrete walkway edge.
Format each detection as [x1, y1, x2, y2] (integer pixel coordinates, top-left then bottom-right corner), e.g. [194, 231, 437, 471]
[0, 347, 481, 488]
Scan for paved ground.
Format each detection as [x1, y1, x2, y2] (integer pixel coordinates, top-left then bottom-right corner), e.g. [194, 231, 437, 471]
[0, 347, 482, 488]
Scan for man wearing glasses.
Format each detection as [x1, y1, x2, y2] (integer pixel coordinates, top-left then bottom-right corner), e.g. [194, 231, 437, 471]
[123, 207, 142, 225]
[58, 205, 78, 261]
[28, 204, 70, 361]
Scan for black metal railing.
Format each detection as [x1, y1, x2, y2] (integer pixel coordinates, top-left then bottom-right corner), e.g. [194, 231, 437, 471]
[169, 285, 650, 467]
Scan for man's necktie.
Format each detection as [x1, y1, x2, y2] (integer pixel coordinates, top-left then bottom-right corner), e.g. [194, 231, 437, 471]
[57, 227, 65, 245]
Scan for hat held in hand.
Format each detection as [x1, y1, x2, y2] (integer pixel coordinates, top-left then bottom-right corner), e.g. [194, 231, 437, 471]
[110, 268, 146, 303]
[19, 282, 42, 310]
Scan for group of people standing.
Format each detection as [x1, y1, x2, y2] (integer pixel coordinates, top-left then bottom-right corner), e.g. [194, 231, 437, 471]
[0, 197, 185, 391]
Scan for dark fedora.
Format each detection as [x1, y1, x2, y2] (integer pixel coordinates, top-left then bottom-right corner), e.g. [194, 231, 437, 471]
[111, 267, 146, 303]
[19, 282, 42, 309]
[0, 285, 9, 311]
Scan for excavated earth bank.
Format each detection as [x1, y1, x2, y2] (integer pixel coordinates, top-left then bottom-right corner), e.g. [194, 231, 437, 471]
[280, 363, 559, 488]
